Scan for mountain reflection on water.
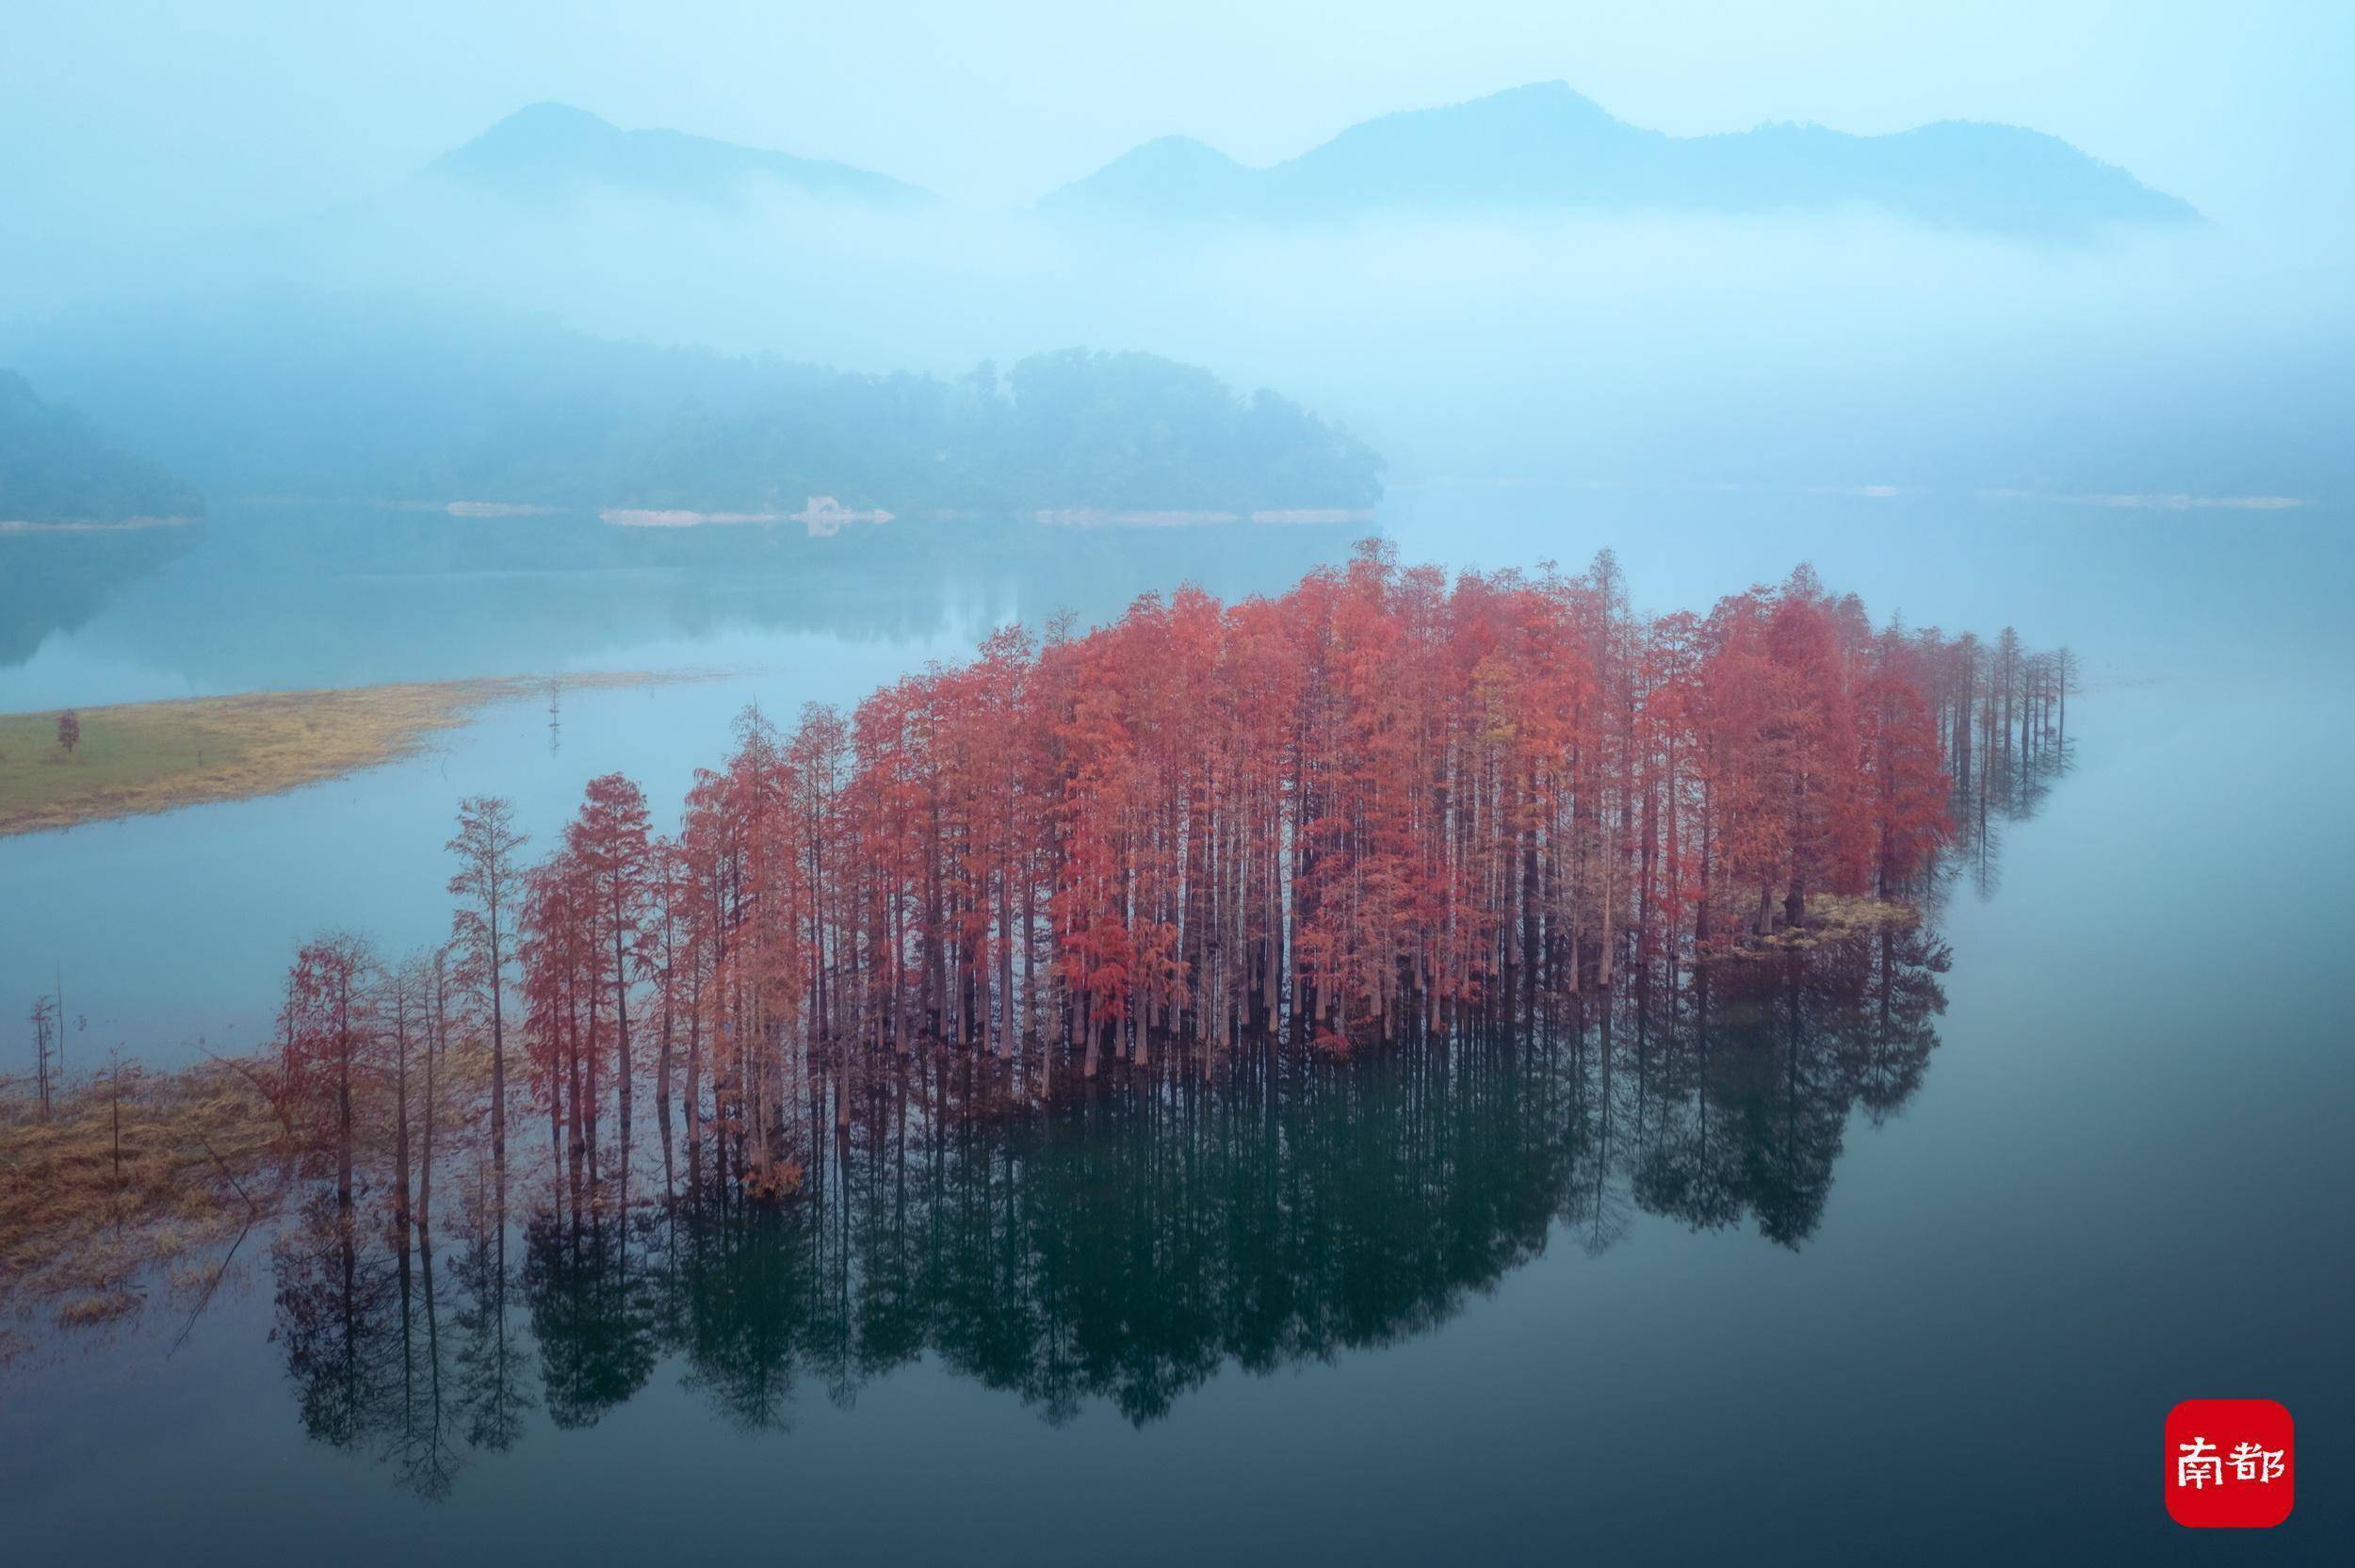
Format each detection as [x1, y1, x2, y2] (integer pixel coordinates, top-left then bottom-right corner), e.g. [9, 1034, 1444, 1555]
[0, 521, 203, 668]
[271, 923, 1948, 1498]
[0, 509, 1369, 703]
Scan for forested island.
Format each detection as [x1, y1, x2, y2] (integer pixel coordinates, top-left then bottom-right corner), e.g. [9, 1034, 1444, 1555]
[5, 546, 2072, 1378]
[389, 348, 1381, 516]
[6, 299, 1383, 515]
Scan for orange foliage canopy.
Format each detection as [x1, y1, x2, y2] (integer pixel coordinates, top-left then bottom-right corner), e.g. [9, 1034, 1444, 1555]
[503, 542, 1964, 1136]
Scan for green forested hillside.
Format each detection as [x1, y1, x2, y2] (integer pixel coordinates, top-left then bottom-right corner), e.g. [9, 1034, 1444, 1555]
[0, 371, 203, 522]
[10, 299, 1382, 513]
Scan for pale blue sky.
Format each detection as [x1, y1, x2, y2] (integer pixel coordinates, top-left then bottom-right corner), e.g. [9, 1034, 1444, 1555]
[3, 0, 2348, 235]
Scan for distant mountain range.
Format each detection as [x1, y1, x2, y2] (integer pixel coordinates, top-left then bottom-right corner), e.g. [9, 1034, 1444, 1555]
[422, 101, 931, 206]
[408, 87, 2196, 236]
[1040, 81, 2199, 234]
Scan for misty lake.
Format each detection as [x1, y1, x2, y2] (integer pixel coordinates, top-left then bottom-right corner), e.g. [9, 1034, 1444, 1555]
[2, 489, 2349, 1563]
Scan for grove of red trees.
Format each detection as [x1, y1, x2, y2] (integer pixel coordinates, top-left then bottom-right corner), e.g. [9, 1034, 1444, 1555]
[272, 543, 2056, 1204]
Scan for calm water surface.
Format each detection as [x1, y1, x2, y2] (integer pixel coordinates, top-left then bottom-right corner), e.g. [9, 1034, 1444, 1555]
[2, 491, 2348, 1562]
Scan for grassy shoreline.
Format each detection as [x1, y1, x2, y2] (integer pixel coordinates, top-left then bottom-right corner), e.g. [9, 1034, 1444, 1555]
[0, 672, 657, 836]
[0, 1044, 496, 1339]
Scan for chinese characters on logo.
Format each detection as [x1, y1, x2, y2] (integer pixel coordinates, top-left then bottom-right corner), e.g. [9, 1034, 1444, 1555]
[2174, 1435, 2285, 1489]
[2166, 1399, 2294, 1528]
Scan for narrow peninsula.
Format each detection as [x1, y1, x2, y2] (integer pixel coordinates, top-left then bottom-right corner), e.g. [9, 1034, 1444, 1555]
[0, 673, 663, 836]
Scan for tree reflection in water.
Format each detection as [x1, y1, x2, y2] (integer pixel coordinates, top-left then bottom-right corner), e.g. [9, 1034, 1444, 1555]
[273, 924, 1950, 1493]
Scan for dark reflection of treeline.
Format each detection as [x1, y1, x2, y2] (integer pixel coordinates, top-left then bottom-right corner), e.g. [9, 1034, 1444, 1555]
[272, 925, 1946, 1493]
[270, 1173, 532, 1501]
[0, 525, 201, 664]
[5, 509, 1363, 685]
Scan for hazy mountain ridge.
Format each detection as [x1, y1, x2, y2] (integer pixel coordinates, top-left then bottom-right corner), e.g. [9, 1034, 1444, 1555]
[1042, 81, 2199, 234]
[0, 370, 203, 523]
[4, 296, 1381, 513]
[422, 101, 932, 206]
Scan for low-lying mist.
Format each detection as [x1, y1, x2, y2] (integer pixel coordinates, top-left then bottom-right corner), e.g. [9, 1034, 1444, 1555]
[7, 177, 2347, 505]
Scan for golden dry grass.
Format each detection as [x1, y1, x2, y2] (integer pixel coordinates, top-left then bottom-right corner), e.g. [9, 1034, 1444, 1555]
[0, 1043, 496, 1331]
[0, 1059, 282, 1325]
[0, 672, 657, 836]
